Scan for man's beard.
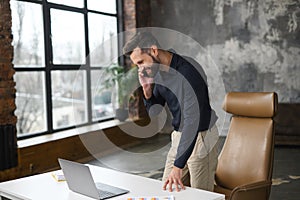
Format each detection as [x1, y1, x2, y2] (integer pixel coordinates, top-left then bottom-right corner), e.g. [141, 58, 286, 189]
[144, 53, 160, 78]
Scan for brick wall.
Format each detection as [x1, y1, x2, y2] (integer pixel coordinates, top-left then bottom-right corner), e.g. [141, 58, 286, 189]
[122, 0, 149, 120]
[123, 0, 136, 31]
[0, 0, 16, 125]
[0, 0, 18, 170]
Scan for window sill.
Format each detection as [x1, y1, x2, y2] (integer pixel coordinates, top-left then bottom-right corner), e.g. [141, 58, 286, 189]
[17, 119, 126, 148]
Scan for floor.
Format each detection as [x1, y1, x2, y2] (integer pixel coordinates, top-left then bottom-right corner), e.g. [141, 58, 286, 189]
[270, 146, 300, 200]
[88, 134, 300, 200]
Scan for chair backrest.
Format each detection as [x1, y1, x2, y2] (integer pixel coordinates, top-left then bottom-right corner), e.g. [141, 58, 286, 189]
[215, 92, 278, 190]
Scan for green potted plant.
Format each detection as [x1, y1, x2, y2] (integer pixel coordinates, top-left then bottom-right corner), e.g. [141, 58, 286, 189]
[103, 63, 138, 121]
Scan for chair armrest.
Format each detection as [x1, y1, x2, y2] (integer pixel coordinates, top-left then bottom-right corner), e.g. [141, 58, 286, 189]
[230, 180, 272, 200]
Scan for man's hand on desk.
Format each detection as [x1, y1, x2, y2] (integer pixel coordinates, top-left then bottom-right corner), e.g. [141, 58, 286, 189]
[163, 166, 186, 192]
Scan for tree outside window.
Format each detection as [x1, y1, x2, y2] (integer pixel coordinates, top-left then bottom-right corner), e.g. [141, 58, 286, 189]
[11, 0, 119, 138]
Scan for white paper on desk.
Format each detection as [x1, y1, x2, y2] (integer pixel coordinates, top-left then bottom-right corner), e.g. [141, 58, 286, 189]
[51, 171, 66, 182]
[126, 195, 174, 200]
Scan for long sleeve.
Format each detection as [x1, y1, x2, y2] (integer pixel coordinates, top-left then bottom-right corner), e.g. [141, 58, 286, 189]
[174, 79, 200, 168]
[143, 84, 166, 117]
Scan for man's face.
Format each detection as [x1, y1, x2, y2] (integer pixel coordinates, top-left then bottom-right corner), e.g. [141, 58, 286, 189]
[130, 47, 160, 78]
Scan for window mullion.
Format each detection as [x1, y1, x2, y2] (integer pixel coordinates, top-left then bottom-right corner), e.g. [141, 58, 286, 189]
[84, 0, 92, 124]
[43, 0, 54, 133]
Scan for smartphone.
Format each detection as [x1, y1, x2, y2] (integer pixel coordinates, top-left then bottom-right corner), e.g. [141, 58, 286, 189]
[142, 69, 150, 77]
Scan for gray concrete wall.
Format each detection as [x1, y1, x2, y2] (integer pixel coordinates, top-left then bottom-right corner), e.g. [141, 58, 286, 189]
[149, 0, 300, 103]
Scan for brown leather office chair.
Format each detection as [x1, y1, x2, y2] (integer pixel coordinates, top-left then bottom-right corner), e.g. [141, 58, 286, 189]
[214, 92, 278, 200]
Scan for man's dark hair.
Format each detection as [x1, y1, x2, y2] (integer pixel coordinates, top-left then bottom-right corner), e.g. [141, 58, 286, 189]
[123, 31, 161, 56]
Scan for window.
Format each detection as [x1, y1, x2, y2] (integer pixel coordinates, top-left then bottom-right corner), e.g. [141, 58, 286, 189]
[11, 0, 121, 139]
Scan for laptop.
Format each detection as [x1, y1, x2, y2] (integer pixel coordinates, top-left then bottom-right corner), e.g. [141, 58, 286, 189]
[58, 158, 129, 199]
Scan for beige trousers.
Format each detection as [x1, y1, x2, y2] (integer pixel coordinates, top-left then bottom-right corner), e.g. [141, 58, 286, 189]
[162, 125, 219, 191]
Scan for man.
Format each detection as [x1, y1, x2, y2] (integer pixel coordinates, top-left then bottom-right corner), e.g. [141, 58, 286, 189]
[123, 32, 219, 192]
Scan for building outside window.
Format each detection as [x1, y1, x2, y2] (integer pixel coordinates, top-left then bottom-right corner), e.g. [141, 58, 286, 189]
[10, 0, 121, 139]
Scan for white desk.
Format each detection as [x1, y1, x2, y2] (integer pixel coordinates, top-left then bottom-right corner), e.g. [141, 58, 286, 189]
[0, 164, 225, 200]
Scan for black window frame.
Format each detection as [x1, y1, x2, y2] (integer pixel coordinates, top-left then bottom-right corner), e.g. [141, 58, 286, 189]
[12, 0, 124, 140]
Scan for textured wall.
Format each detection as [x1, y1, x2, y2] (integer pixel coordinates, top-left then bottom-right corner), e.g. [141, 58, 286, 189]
[0, 0, 17, 125]
[123, 0, 136, 31]
[0, 0, 18, 170]
[150, 0, 300, 103]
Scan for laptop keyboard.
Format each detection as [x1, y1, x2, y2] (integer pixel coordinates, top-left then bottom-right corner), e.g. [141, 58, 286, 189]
[98, 190, 115, 199]
[96, 182, 126, 199]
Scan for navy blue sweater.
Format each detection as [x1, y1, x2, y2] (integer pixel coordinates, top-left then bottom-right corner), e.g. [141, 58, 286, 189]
[143, 52, 217, 169]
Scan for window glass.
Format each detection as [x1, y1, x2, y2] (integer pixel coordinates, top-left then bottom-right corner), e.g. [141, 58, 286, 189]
[10, 0, 120, 139]
[88, 13, 118, 67]
[47, 0, 83, 8]
[88, 0, 116, 14]
[15, 72, 47, 136]
[91, 70, 114, 120]
[52, 70, 87, 129]
[51, 9, 85, 65]
[11, 1, 45, 67]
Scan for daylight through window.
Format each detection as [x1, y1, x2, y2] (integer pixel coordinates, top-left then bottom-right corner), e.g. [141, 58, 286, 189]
[11, 0, 120, 138]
